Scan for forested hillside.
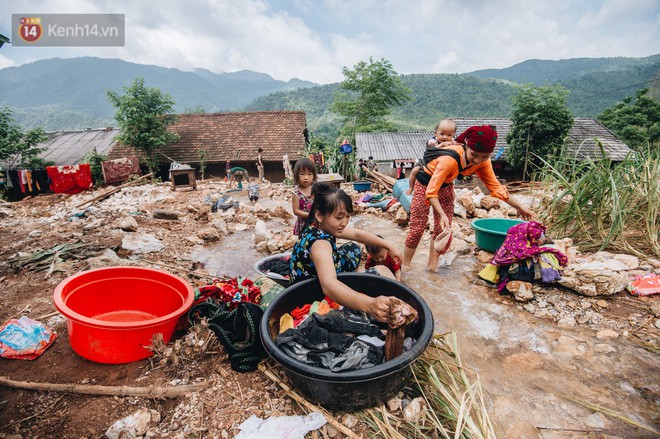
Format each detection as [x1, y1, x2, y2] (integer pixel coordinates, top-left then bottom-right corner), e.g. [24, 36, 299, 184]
[247, 55, 659, 138]
[0, 57, 316, 131]
[1, 55, 657, 136]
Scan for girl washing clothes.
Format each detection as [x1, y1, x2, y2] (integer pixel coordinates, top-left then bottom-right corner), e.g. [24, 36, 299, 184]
[291, 157, 317, 235]
[290, 183, 416, 325]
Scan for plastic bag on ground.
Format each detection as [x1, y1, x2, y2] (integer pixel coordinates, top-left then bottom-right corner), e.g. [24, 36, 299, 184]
[0, 316, 57, 360]
[236, 412, 326, 439]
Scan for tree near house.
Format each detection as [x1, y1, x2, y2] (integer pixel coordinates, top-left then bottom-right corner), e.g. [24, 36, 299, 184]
[598, 88, 660, 154]
[107, 78, 179, 175]
[0, 107, 48, 170]
[332, 57, 412, 137]
[506, 84, 574, 180]
[331, 58, 411, 180]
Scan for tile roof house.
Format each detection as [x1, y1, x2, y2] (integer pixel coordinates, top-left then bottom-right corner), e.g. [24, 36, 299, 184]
[356, 118, 632, 165]
[107, 111, 308, 181]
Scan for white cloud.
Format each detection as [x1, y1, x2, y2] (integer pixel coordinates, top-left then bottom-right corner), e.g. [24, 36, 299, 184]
[0, 54, 14, 69]
[2, 0, 659, 83]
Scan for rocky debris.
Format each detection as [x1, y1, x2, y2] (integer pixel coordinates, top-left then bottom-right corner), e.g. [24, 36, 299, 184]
[508, 280, 534, 301]
[457, 193, 475, 216]
[559, 252, 638, 296]
[254, 220, 271, 244]
[121, 233, 164, 254]
[115, 216, 139, 232]
[153, 209, 183, 220]
[105, 408, 161, 439]
[395, 206, 409, 225]
[197, 227, 220, 242]
[453, 186, 522, 220]
[479, 195, 500, 210]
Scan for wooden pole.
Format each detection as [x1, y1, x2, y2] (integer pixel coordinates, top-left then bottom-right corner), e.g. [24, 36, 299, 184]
[76, 173, 154, 208]
[361, 166, 392, 192]
[0, 375, 205, 398]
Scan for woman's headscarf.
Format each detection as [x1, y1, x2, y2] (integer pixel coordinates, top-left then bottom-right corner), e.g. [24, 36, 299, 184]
[455, 125, 498, 153]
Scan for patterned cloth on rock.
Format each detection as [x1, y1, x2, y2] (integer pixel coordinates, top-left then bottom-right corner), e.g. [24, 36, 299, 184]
[289, 227, 362, 284]
[492, 221, 568, 267]
[292, 186, 314, 235]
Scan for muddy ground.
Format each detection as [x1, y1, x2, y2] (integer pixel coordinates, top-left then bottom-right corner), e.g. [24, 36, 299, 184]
[0, 178, 657, 438]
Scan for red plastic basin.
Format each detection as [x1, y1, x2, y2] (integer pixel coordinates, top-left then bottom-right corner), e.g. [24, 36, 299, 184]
[53, 266, 194, 364]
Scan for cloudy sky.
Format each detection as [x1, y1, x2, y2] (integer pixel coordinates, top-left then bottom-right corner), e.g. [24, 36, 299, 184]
[2, 0, 659, 84]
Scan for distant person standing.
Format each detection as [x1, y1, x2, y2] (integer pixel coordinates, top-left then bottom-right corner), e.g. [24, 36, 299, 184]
[367, 156, 378, 172]
[256, 148, 264, 182]
[397, 162, 406, 180]
[225, 158, 232, 186]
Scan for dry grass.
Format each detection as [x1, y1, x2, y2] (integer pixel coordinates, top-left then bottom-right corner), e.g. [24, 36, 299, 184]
[359, 332, 499, 438]
[535, 144, 659, 258]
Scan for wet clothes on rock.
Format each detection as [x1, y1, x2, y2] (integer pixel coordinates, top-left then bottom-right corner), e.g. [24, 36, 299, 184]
[488, 221, 568, 294]
[289, 227, 362, 284]
[492, 221, 568, 266]
[276, 308, 385, 372]
[292, 186, 313, 235]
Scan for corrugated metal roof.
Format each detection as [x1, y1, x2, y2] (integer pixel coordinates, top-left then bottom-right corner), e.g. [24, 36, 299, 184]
[356, 118, 632, 163]
[39, 128, 120, 166]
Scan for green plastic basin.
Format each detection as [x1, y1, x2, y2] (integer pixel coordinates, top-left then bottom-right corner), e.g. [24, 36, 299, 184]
[471, 218, 526, 253]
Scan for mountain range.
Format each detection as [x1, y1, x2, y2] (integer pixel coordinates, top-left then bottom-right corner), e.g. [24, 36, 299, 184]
[0, 54, 657, 136]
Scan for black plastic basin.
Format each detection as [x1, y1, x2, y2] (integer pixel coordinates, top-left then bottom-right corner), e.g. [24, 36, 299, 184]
[260, 273, 434, 411]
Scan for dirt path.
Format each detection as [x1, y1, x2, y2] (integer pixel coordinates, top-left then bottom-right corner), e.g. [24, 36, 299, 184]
[0, 181, 658, 438]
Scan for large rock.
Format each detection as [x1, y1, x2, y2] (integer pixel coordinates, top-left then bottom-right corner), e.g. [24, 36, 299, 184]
[197, 227, 220, 242]
[254, 220, 271, 244]
[152, 209, 183, 220]
[474, 208, 488, 218]
[559, 252, 637, 296]
[395, 206, 409, 225]
[480, 195, 500, 210]
[210, 218, 229, 235]
[105, 408, 161, 439]
[457, 193, 475, 216]
[115, 216, 138, 232]
[507, 280, 534, 301]
[121, 234, 164, 254]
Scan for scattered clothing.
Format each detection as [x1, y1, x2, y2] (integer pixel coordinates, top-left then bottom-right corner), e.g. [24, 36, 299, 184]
[629, 273, 660, 296]
[492, 222, 568, 266]
[46, 164, 93, 194]
[189, 301, 266, 372]
[488, 221, 569, 294]
[101, 156, 141, 184]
